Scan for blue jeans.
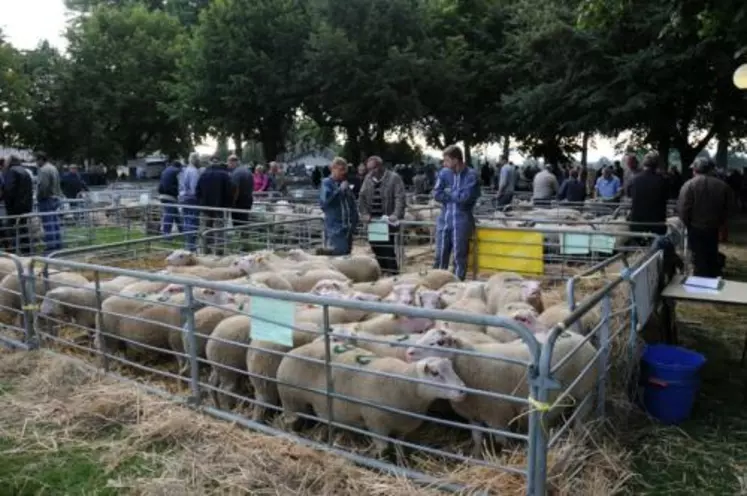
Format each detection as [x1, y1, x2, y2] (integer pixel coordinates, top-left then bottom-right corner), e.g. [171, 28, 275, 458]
[182, 205, 199, 252]
[38, 198, 63, 254]
[161, 201, 183, 235]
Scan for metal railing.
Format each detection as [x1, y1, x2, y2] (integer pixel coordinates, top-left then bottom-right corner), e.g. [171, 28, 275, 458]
[0, 228, 667, 494]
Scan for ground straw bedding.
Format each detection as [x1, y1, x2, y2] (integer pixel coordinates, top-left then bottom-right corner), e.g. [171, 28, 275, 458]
[0, 349, 633, 495]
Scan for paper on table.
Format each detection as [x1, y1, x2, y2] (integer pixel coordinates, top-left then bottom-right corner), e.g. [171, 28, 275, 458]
[250, 296, 295, 346]
[682, 285, 720, 295]
[368, 220, 389, 242]
[684, 276, 721, 290]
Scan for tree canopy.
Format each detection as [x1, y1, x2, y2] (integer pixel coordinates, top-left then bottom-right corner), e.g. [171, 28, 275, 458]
[1, 0, 745, 166]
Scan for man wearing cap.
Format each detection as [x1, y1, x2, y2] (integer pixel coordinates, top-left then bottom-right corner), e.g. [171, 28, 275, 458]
[36, 152, 64, 253]
[677, 158, 735, 277]
[3, 156, 34, 254]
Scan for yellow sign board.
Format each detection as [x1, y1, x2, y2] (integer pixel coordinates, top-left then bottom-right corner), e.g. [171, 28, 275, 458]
[468, 227, 544, 275]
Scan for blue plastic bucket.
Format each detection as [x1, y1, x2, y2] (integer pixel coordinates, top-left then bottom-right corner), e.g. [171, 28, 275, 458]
[641, 344, 706, 425]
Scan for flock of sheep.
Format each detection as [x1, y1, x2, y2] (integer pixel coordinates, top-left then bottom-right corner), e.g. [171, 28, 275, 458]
[0, 246, 605, 460]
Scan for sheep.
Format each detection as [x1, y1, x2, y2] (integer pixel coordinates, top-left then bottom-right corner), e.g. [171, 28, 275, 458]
[537, 303, 602, 336]
[94, 283, 189, 360]
[205, 314, 253, 410]
[485, 272, 524, 297]
[276, 340, 466, 458]
[165, 249, 239, 268]
[235, 252, 330, 276]
[486, 302, 540, 342]
[349, 288, 445, 336]
[335, 327, 497, 361]
[38, 275, 141, 335]
[324, 255, 381, 283]
[417, 269, 459, 290]
[247, 271, 294, 292]
[487, 279, 544, 315]
[0, 270, 89, 326]
[352, 278, 396, 299]
[245, 322, 321, 422]
[295, 292, 382, 326]
[438, 281, 485, 307]
[0, 257, 27, 281]
[405, 321, 598, 457]
[292, 269, 350, 293]
[309, 279, 353, 296]
[437, 283, 489, 333]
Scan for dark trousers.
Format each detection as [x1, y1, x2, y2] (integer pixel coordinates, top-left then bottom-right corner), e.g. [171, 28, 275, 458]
[232, 209, 250, 250]
[370, 230, 399, 276]
[5, 216, 31, 255]
[495, 193, 514, 208]
[687, 226, 721, 278]
[203, 210, 225, 255]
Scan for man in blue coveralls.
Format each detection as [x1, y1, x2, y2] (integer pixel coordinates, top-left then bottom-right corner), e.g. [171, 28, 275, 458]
[319, 156, 359, 255]
[433, 145, 481, 280]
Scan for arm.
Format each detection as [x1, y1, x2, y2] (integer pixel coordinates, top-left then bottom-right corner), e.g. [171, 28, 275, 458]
[393, 174, 406, 220]
[433, 170, 450, 204]
[613, 177, 623, 200]
[557, 180, 568, 201]
[496, 167, 506, 195]
[551, 176, 559, 195]
[319, 180, 341, 210]
[451, 171, 480, 208]
[357, 176, 372, 217]
[677, 183, 692, 226]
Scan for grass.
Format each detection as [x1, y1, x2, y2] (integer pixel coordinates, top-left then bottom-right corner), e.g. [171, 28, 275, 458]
[64, 226, 145, 246]
[625, 231, 747, 494]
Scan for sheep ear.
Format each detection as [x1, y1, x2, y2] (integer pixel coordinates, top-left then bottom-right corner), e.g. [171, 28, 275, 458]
[422, 362, 431, 374]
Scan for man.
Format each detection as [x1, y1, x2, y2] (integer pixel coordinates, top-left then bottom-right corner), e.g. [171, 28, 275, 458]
[349, 163, 367, 198]
[179, 152, 201, 252]
[532, 164, 558, 207]
[227, 154, 254, 251]
[36, 152, 63, 254]
[433, 145, 480, 281]
[60, 164, 89, 221]
[3, 156, 34, 255]
[319, 157, 358, 255]
[622, 154, 640, 197]
[413, 167, 430, 199]
[358, 155, 406, 275]
[268, 161, 287, 197]
[594, 166, 622, 202]
[494, 158, 516, 207]
[677, 158, 734, 278]
[628, 152, 669, 242]
[158, 160, 183, 235]
[557, 167, 586, 203]
[196, 156, 233, 255]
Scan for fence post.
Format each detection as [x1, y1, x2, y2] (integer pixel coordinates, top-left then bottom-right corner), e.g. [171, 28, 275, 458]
[92, 270, 110, 371]
[597, 293, 612, 418]
[183, 285, 201, 405]
[322, 304, 335, 446]
[22, 267, 39, 350]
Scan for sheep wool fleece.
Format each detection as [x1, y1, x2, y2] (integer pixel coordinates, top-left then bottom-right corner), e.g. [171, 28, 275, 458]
[432, 166, 481, 280]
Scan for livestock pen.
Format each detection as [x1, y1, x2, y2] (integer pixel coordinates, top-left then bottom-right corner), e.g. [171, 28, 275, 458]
[0, 215, 677, 494]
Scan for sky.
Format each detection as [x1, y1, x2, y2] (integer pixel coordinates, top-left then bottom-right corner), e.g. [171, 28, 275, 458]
[1, 0, 631, 162]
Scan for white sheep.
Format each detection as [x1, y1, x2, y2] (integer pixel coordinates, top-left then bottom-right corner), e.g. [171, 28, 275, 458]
[293, 269, 350, 293]
[205, 314, 253, 410]
[327, 255, 381, 283]
[295, 292, 381, 326]
[538, 303, 602, 336]
[165, 249, 239, 268]
[437, 283, 489, 333]
[0, 270, 89, 326]
[38, 275, 141, 335]
[352, 278, 397, 298]
[405, 320, 598, 457]
[486, 302, 540, 342]
[276, 340, 466, 458]
[487, 279, 544, 315]
[309, 279, 353, 296]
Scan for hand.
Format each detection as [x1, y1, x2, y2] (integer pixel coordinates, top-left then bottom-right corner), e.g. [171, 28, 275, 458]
[339, 180, 349, 190]
[362, 215, 371, 224]
[388, 215, 398, 223]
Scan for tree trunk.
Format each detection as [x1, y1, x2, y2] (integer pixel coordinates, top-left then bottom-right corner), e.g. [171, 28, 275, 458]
[464, 138, 472, 168]
[581, 132, 589, 168]
[656, 135, 670, 170]
[259, 115, 286, 162]
[233, 132, 243, 158]
[345, 124, 361, 165]
[716, 135, 729, 170]
[502, 135, 510, 160]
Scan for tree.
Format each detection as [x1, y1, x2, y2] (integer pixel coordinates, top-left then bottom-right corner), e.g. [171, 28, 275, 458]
[0, 30, 30, 146]
[65, 0, 211, 26]
[64, 4, 190, 163]
[183, 0, 311, 161]
[303, 0, 428, 163]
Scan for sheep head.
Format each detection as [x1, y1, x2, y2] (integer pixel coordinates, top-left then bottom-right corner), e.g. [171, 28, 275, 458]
[309, 279, 351, 296]
[385, 283, 418, 306]
[520, 280, 544, 313]
[166, 249, 196, 267]
[415, 288, 444, 310]
[405, 327, 460, 362]
[414, 357, 466, 402]
[235, 253, 270, 275]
